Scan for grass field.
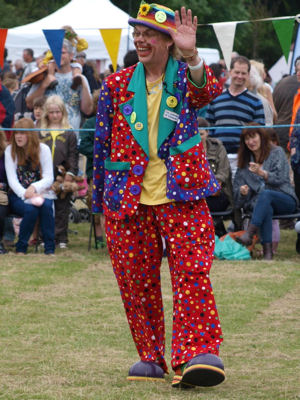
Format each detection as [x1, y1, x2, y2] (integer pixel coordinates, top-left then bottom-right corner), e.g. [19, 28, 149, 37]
[0, 222, 299, 400]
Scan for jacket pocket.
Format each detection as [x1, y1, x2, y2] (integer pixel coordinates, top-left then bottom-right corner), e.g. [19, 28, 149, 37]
[169, 135, 211, 189]
[103, 158, 130, 211]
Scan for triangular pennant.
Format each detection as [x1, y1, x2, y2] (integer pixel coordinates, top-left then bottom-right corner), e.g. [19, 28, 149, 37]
[99, 29, 122, 72]
[0, 29, 8, 69]
[212, 22, 237, 71]
[42, 29, 65, 68]
[272, 19, 295, 62]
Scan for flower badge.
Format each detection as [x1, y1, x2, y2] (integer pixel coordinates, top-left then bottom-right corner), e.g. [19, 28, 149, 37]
[139, 3, 151, 16]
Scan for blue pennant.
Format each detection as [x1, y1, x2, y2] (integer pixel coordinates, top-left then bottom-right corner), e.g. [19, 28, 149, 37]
[42, 29, 65, 68]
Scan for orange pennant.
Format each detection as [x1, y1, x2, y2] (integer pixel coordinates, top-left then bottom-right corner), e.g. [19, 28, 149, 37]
[0, 29, 8, 69]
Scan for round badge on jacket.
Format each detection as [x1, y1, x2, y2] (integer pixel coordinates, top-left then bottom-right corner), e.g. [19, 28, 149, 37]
[166, 96, 178, 108]
[135, 122, 143, 131]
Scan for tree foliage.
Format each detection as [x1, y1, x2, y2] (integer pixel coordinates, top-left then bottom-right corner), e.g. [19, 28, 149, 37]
[0, 0, 69, 28]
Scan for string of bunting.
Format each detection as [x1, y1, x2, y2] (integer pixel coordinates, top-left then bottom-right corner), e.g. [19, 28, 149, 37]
[197, 14, 300, 70]
[0, 14, 299, 73]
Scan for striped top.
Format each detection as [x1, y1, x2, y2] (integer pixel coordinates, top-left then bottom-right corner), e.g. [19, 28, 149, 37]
[206, 89, 265, 153]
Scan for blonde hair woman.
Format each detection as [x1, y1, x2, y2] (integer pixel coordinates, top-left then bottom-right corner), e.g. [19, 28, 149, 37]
[250, 59, 277, 122]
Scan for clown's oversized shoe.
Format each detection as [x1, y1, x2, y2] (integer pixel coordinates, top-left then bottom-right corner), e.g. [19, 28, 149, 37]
[181, 353, 225, 387]
[127, 361, 165, 382]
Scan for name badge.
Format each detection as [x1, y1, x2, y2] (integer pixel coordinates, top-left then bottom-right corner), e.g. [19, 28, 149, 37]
[163, 109, 179, 122]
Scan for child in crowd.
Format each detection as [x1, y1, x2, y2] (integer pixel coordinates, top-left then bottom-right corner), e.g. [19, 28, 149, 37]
[40, 95, 78, 249]
[5, 118, 55, 255]
[33, 96, 46, 128]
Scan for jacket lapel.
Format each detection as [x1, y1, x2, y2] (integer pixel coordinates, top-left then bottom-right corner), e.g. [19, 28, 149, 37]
[119, 63, 149, 157]
[157, 57, 181, 150]
[119, 58, 181, 156]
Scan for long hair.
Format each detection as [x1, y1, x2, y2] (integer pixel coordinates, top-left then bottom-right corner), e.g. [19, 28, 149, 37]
[250, 60, 268, 98]
[40, 95, 71, 130]
[0, 131, 7, 158]
[11, 118, 40, 169]
[237, 123, 272, 168]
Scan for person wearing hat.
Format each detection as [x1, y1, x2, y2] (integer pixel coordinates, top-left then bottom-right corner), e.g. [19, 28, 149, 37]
[92, 2, 224, 389]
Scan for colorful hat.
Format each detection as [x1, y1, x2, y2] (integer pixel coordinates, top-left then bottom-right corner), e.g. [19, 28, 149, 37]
[128, 2, 176, 36]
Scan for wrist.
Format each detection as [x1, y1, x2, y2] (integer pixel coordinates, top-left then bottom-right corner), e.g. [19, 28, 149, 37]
[188, 57, 204, 71]
[261, 170, 267, 179]
[181, 48, 198, 62]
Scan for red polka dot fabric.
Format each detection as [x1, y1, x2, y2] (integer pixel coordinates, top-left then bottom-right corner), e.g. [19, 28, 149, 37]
[106, 200, 223, 372]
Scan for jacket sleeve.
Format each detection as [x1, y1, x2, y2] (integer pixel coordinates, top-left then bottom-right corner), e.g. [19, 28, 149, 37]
[92, 81, 113, 214]
[233, 168, 250, 209]
[289, 107, 300, 150]
[265, 147, 289, 186]
[5, 146, 26, 199]
[79, 117, 95, 159]
[66, 132, 79, 176]
[31, 144, 54, 193]
[186, 64, 222, 109]
[214, 143, 231, 184]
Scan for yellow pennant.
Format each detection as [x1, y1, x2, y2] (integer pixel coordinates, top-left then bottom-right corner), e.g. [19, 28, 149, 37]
[99, 29, 122, 73]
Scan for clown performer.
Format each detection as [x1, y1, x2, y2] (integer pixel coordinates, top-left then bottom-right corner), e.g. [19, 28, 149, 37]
[92, 2, 225, 389]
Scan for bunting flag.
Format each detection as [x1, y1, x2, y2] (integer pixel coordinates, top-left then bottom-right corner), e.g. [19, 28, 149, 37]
[99, 29, 122, 72]
[272, 18, 295, 62]
[212, 22, 237, 70]
[42, 29, 65, 68]
[0, 29, 8, 69]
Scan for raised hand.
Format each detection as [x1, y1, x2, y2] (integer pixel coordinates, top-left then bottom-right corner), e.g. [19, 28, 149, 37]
[169, 7, 197, 56]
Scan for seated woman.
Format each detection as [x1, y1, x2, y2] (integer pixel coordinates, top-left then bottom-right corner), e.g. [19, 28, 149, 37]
[198, 117, 233, 237]
[0, 131, 9, 254]
[233, 123, 298, 259]
[5, 118, 55, 255]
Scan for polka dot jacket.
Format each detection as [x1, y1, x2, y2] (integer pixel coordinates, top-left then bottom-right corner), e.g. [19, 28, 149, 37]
[92, 57, 222, 220]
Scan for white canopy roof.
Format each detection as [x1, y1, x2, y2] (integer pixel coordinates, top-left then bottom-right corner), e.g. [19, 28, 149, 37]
[6, 0, 134, 64]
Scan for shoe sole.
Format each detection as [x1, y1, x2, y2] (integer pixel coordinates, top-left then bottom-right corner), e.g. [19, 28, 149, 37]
[181, 364, 225, 387]
[127, 376, 165, 382]
[172, 374, 195, 389]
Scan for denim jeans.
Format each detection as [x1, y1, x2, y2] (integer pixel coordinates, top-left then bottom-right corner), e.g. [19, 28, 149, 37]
[251, 189, 297, 243]
[8, 193, 55, 254]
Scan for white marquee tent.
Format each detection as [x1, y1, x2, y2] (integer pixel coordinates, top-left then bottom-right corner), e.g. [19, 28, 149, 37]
[5, 0, 134, 69]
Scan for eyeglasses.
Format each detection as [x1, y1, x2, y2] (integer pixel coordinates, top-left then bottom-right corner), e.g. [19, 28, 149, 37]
[132, 29, 158, 39]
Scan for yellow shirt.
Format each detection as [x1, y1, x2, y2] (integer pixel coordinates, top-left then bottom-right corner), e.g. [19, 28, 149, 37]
[140, 75, 172, 205]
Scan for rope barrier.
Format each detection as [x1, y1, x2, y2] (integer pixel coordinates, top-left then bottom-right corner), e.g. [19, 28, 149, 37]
[1, 123, 300, 132]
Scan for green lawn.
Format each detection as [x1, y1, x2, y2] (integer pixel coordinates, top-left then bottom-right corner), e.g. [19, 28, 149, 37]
[0, 223, 299, 400]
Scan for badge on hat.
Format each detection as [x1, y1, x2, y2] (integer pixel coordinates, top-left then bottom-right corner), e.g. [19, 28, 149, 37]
[155, 11, 167, 23]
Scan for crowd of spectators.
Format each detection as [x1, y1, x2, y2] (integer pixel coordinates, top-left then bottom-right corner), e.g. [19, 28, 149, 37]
[0, 40, 299, 257]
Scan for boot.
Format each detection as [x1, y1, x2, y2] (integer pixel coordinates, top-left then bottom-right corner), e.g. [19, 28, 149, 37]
[263, 242, 273, 260]
[236, 224, 258, 246]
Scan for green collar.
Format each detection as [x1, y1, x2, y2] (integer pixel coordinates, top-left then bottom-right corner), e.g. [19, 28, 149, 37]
[119, 57, 181, 157]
